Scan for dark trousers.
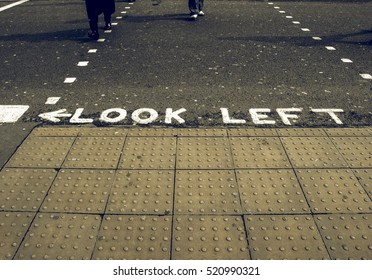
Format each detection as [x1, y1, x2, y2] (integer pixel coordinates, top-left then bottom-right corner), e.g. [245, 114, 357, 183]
[189, 0, 204, 14]
[85, 0, 115, 31]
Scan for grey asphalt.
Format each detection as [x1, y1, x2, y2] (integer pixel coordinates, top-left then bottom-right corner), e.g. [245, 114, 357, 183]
[0, 0, 371, 168]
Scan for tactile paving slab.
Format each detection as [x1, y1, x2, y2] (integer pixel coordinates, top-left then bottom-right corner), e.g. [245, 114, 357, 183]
[15, 213, 101, 260]
[277, 128, 327, 137]
[119, 137, 176, 169]
[0, 212, 35, 260]
[314, 214, 372, 260]
[78, 127, 127, 137]
[331, 137, 372, 168]
[106, 170, 174, 214]
[237, 170, 310, 214]
[7, 136, 75, 168]
[93, 215, 172, 260]
[245, 215, 329, 260]
[128, 128, 177, 137]
[177, 137, 233, 169]
[63, 137, 125, 169]
[174, 170, 241, 214]
[296, 169, 371, 213]
[178, 128, 227, 137]
[325, 128, 372, 137]
[353, 169, 372, 199]
[172, 215, 249, 260]
[41, 169, 115, 213]
[31, 127, 80, 137]
[0, 169, 57, 211]
[228, 128, 277, 137]
[281, 137, 347, 168]
[230, 137, 290, 168]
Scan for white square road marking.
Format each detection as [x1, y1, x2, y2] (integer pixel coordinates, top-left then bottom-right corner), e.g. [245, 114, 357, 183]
[341, 58, 353, 63]
[0, 105, 29, 123]
[77, 61, 89, 66]
[360, 74, 372, 80]
[64, 77, 76, 83]
[45, 97, 61, 105]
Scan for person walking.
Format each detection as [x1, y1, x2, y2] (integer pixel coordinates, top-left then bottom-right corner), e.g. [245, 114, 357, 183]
[85, 0, 115, 40]
[189, 0, 205, 20]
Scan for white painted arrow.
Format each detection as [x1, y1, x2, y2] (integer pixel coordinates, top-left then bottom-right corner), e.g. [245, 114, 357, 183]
[38, 109, 72, 123]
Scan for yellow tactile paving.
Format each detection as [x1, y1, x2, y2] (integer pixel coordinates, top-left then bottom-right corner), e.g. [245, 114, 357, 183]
[1, 126, 371, 260]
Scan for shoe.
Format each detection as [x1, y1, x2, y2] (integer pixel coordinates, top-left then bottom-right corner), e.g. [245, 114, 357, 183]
[88, 30, 99, 40]
[198, 11, 205, 16]
[190, 13, 198, 20]
[104, 22, 112, 30]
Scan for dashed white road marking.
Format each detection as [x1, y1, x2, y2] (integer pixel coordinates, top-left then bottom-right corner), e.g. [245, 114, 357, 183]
[292, 21, 300, 24]
[0, 105, 29, 123]
[111, 22, 118, 26]
[125, 7, 131, 10]
[360, 73, 372, 80]
[45, 97, 60, 105]
[325, 46, 336, 51]
[286, 16, 293, 19]
[312, 37, 322, 40]
[301, 28, 310, 32]
[64, 77, 76, 83]
[0, 0, 29, 12]
[341, 58, 353, 63]
[88, 49, 97, 53]
[104, 30, 112, 33]
[97, 39, 105, 42]
[279, 11, 286, 14]
[116, 16, 123, 19]
[121, 11, 127, 14]
[77, 61, 89, 66]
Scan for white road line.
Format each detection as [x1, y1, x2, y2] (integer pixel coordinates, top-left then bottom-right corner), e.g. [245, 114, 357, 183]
[104, 30, 112, 33]
[77, 61, 89, 66]
[341, 58, 353, 63]
[121, 11, 127, 14]
[325, 46, 336, 51]
[360, 74, 372, 80]
[312, 37, 322, 40]
[88, 49, 97, 53]
[116, 16, 123, 19]
[286, 16, 293, 19]
[279, 11, 286, 14]
[45, 97, 60, 105]
[97, 38, 105, 42]
[64, 77, 76, 83]
[292, 21, 300, 24]
[0, 0, 29, 12]
[111, 22, 118, 26]
[0, 105, 29, 123]
[301, 28, 310, 32]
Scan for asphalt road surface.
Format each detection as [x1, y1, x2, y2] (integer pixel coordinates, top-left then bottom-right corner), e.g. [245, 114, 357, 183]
[0, 0, 371, 167]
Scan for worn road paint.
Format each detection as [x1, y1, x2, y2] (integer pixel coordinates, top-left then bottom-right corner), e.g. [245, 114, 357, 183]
[0, 105, 29, 123]
[311, 109, 344, 124]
